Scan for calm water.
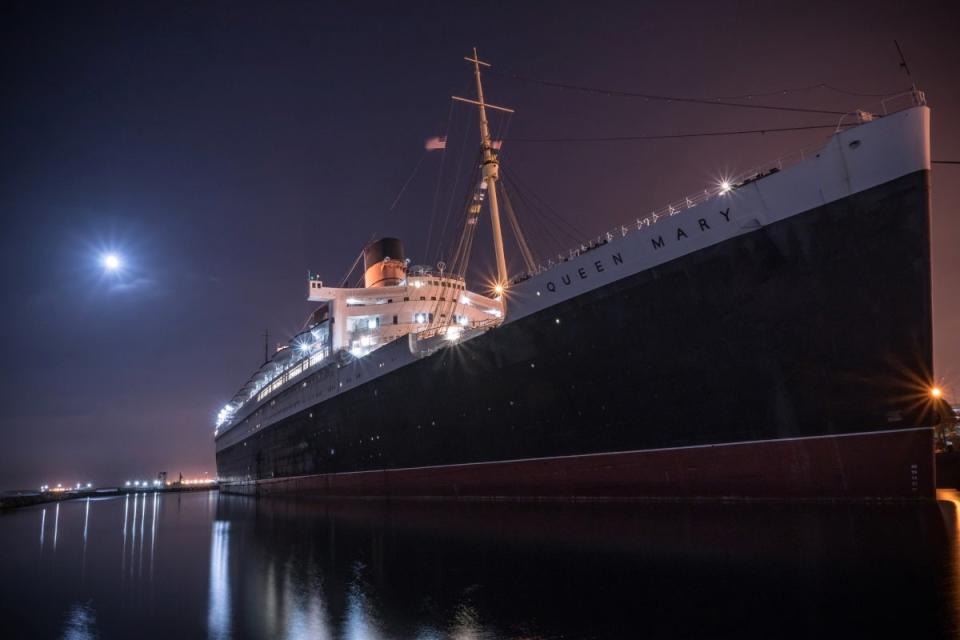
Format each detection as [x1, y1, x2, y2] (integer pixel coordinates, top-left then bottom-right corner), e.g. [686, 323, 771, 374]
[2, 490, 960, 639]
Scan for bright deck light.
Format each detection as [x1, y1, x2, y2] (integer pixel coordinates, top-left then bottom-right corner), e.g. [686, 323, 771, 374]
[719, 180, 732, 194]
[931, 386, 943, 399]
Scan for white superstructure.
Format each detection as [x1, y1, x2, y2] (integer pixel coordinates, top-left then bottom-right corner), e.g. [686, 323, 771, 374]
[308, 267, 503, 357]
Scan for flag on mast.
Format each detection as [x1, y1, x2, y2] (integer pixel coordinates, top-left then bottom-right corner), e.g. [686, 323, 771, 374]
[425, 136, 447, 151]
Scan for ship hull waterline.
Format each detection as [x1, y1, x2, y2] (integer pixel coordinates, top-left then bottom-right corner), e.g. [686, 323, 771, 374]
[222, 427, 934, 499]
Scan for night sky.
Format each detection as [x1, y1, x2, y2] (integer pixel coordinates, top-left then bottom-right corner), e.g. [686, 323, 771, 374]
[2, 1, 958, 490]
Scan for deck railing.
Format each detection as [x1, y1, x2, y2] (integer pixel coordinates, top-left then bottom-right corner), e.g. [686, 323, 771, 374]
[512, 90, 927, 284]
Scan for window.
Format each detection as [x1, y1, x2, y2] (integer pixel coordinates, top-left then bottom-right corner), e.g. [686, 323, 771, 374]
[392, 315, 398, 324]
[404, 297, 409, 301]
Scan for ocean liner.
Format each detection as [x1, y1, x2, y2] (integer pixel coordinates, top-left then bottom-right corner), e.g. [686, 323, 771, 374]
[216, 52, 936, 499]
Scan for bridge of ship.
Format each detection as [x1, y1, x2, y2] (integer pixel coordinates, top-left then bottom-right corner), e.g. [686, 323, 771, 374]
[308, 269, 504, 358]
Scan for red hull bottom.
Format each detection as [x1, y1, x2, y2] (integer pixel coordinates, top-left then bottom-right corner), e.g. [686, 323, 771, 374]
[221, 427, 935, 500]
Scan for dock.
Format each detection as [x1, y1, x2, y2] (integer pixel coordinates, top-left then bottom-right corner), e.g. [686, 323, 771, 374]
[0, 484, 217, 510]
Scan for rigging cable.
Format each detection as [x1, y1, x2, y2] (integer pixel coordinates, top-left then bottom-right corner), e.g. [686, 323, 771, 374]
[386, 151, 428, 212]
[498, 181, 538, 274]
[499, 170, 582, 259]
[448, 166, 484, 278]
[433, 104, 476, 264]
[423, 98, 456, 261]
[436, 148, 482, 265]
[338, 250, 365, 288]
[705, 82, 910, 101]
[504, 122, 847, 143]
[500, 165, 588, 240]
[490, 70, 851, 116]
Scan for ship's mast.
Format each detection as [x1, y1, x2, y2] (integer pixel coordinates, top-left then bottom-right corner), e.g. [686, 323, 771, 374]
[453, 49, 514, 313]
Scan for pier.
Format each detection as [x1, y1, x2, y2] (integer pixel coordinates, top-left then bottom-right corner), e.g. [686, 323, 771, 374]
[0, 483, 217, 510]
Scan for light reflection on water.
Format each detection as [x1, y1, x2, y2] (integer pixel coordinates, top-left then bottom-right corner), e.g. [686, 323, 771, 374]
[208, 520, 231, 640]
[62, 601, 97, 640]
[0, 491, 958, 638]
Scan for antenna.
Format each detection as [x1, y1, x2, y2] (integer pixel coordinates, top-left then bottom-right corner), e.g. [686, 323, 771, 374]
[452, 48, 514, 317]
[263, 329, 269, 364]
[894, 40, 916, 91]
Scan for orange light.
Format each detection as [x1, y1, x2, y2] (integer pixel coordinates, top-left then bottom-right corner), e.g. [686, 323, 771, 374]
[931, 386, 943, 399]
[494, 284, 504, 295]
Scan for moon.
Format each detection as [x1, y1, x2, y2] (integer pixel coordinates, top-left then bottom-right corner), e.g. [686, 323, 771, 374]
[102, 253, 122, 271]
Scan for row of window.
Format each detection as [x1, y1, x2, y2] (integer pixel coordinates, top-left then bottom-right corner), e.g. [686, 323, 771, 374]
[255, 347, 330, 403]
[414, 280, 465, 290]
[349, 310, 473, 331]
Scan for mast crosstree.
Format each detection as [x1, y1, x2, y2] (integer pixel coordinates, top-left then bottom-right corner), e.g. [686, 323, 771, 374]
[453, 48, 514, 315]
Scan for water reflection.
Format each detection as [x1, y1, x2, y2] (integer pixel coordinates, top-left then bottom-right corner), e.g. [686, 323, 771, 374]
[206, 497, 957, 639]
[52, 502, 59, 550]
[150, 492, 159, 576]
[1, 492, 958, 638]
[62, 601, 97, 640]
[208, 520, 231, 640]
[138, 492, 146, 576]
[81, 498, 90, 577]
[345, 561, 384, 640]
[121, 493, 129, 575]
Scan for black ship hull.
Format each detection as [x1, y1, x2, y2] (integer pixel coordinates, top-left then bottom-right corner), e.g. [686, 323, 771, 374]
[218, 170, 935, 498]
